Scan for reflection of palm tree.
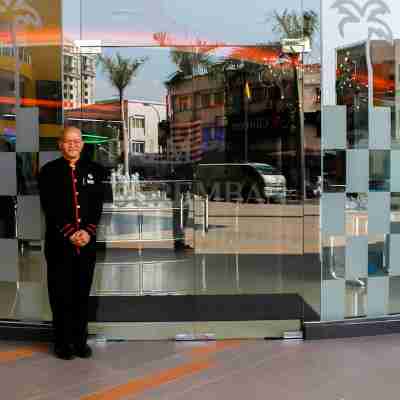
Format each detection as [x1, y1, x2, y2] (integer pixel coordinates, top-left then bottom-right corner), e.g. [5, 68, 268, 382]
[170, 42, 214, 77]
[153, 32, 170, 47]
[0, 0, 43, 107]
[331, 0, 393, 41]
[270, 9, 319, 199]
[98, 53, 147, 174]
[153, 32, 216, 78]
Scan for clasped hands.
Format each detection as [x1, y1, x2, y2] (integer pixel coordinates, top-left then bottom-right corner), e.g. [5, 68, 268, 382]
[70, 229, 91, 247]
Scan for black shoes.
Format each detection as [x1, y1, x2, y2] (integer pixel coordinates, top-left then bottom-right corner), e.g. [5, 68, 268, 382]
[74, 344, 93, 358]
[54, 344, 75, 360]
[54, 343, 93, 359]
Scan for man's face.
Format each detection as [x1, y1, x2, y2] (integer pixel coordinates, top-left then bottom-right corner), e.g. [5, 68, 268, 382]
[59, 129, 84, 161]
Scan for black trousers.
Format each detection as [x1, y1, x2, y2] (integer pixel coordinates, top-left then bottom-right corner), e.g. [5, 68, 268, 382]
[45, 241, 96, 347]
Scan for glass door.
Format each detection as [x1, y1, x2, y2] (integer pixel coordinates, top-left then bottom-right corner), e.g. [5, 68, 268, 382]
[62, 0, 322, 338]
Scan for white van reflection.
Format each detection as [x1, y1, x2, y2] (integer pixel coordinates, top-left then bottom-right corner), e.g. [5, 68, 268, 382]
[195, 163, 286, 203]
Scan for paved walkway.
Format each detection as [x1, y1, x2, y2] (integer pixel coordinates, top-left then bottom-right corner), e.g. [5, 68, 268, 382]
[1, 334, 400, 399]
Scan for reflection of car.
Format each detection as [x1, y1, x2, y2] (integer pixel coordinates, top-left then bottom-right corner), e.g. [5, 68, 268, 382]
[195, 163, 286, 203]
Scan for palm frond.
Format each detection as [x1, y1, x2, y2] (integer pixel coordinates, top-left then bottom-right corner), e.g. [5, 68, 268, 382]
[169, 39, 216, 77]
[269, 8, 319, 43]
[98, 52, 147, 100]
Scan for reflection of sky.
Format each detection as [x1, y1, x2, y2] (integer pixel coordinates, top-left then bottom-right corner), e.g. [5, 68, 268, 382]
[64, 0, 320, 101]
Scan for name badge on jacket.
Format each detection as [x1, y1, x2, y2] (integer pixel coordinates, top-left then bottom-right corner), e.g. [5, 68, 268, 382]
[87, 173, 95, 184]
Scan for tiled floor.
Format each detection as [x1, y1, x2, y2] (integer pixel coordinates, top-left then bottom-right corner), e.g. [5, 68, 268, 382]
[2, 334, 400, 399]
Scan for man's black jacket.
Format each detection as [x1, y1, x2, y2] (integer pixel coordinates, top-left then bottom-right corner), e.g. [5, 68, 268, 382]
[39, 157, 106, 247]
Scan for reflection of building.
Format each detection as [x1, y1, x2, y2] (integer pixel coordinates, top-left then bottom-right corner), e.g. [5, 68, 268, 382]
[165, 60, 321, 190]
[166, 74, 227, 164]
[64, 98, 166, 169]
[303, 64, 321, 114]
[126, 100, 166, 155]
[63, 41, 96, 109]
[0, 7, 62, 149]
[0, 43, 33, 122]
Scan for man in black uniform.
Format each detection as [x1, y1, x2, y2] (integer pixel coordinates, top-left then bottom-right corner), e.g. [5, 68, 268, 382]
[39, 126, 105, 360]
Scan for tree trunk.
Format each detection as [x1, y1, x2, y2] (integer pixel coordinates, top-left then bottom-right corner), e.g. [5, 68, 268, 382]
[120, 91, 129, 174]
[292, 54, 305, 201]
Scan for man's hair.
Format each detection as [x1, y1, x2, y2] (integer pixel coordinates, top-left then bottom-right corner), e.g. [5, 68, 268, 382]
[59, 126, 82, 142]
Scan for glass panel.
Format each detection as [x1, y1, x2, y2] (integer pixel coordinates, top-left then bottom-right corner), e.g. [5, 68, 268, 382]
[368, 235, 389, 277]
[346, 150, 368, 193]
[16, 152, 39, 195]
[370, 107, 391, 150]
[1, 0, 324, 332]
[367, 276, 389, 317]
[368, 192, 390, 235]
[322, 105, 346, 149]
[322, 0, 400, 322]
[322, 236, 345, 280]
[346, 236, 368, 280]
[336, 44, 369, 149]
[389, 276, 400, 314]
[345, 278, 367, 318]
[369, 42, 396, 150]
[18, 239, 45, 283]
[0, 239, 18, 282]
[346, 193, 368, 237]
[323, 150, 346, 192]
[0, 153, 17, 195]
[369, 150, 390, 192]
[16, 195, 42, 240]
[0, 196, 16, 239]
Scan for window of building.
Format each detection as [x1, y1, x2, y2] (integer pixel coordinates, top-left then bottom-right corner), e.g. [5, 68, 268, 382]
[172, 96, 179, 113]
[133, 117, 145, 129]
[179, 96, 191, 111]
[129, 116, 146, 139]
[131, 141, 145, 153]
[201, 93, 211, 108]
[195, 93, 202, 108]
[137, 118, 145, 129]
[70, 94, 74, 99]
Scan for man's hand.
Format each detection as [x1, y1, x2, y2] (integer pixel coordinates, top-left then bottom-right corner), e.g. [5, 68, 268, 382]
[70, 230, 91, 247]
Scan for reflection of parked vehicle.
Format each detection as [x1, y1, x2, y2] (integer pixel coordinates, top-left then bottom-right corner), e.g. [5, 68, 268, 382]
[195, 163, 286, 202]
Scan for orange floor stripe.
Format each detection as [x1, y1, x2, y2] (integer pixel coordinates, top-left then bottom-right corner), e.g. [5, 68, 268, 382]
[0, 345, 48, 363]
[81, 340, 242, 400]
[80, 359, 213, 400]
[187, 340, 242, 359]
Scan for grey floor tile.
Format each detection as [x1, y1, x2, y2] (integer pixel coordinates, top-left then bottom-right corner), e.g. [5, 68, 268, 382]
[2, 335, 400, 399]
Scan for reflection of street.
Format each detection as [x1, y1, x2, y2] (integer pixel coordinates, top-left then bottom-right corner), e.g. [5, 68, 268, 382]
[90, 199, 321, 316]
[97, 199, 322, 254]
[195, 201, 320, 255]
[98, 207, 191, 243]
